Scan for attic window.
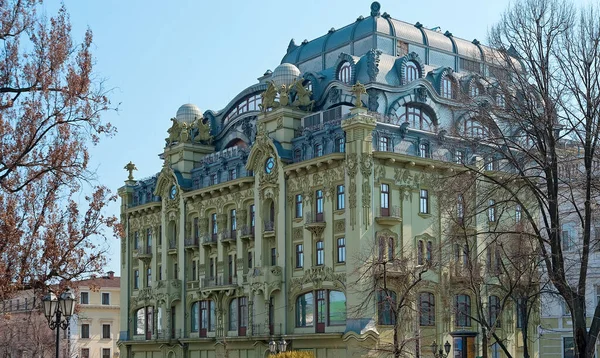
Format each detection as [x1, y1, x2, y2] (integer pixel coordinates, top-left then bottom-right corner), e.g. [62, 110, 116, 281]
[404, 61, 419, 83]
[441, 75, 454, 99]
[338, 62, 352, 84]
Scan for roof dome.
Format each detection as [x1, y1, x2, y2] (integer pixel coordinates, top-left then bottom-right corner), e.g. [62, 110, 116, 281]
[175, 103, 203, 124]
[271, 63, 301, 87]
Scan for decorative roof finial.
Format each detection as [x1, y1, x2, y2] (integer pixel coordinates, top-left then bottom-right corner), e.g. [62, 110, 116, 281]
[351, 81, 367, 108]
[370, 2, 381, 17]
[124, 161, 137, 181]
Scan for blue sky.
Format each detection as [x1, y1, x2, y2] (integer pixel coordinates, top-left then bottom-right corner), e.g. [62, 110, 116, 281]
[46, 0, 578, 274]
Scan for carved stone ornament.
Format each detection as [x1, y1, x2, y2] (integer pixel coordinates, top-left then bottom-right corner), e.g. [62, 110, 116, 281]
[288, 267, 346, 309]
[334, 219, 345, 233]
[293, 227, 304, 240]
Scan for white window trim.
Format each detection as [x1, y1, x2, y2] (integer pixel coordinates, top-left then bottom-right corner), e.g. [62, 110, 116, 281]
[101, 323, 111, 339]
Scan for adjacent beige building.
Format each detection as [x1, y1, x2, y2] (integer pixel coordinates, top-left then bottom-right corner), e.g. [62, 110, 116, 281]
[71, 272, 121, 358]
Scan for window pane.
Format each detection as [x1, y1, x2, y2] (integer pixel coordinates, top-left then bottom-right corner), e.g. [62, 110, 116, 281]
[296, 292, 314, 327]
[229, 299, 238, 330]
[135, 309, 145, 335]
[329, 291, 347, 325]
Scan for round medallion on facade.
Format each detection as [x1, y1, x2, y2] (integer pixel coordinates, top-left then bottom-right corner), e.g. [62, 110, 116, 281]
[169, 185, 177, 199]
[265, 157, 275, 174]
[175, 103, 203, 124]
[271, 63, 301, 87]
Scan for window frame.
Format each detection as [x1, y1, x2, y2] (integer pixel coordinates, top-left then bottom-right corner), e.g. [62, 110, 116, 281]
[338, 62, 352, 84]
[455, 294, 472, 327]
[316, 240, 324, 266]
[404, 61, 419, 83]
[296, 244, 304, 268]
[419, 189, 429, 214]
[295, 194, 303, 218]
[378, 136, 390, 152]
[101, 292, 110, 305]
[80, 292, 89, 305]
[336, 185, 345, 210]
[81, 323, 90, 339]
[102, 324, 111, 339]
[337, 237, 346, 263]
[419, 292, 435, 326]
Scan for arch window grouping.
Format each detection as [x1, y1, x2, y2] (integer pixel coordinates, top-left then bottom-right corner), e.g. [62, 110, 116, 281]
[395, 106, 434, 132]
[463, 119, 488, 139]
[191, 300, 216, 336]
[338, 62, 352, 84]
[296, 290, 346, 330]
[223, 94, 262, 124]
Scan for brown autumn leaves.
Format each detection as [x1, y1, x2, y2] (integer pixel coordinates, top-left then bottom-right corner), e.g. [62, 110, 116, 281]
[0, 0, 121, 299]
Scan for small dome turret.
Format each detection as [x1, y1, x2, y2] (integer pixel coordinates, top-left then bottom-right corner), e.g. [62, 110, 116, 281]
[175, 103, 203, 124]
[271, 63, 301, 87]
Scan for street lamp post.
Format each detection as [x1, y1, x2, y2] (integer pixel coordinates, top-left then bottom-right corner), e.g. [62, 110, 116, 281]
[268, 338, 288, 356]
[42, 290, 76, 358]
[431, 340, 451, 358]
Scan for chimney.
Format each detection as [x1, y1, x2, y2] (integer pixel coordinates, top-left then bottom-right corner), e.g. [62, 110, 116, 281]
[107, 271, 115, 279]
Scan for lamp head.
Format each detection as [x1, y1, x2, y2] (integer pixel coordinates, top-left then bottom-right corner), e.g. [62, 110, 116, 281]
[269, 339, 277, 354]
[431, 341, 438, 354]
[444, 340, 451, 354]
[42, 291, 58, 322]
[59, 289, 76, 318]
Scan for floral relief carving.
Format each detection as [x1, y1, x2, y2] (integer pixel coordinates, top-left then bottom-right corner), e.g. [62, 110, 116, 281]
[334, 219, 345, 233]
[293, 227, 304, 240]
[288, 267, 346, 310]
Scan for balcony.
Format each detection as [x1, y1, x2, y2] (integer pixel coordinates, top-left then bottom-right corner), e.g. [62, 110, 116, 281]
[187, 280, 200, 290]
[168, 240, 177, 254]
[201, 234, 218, 247]
[376, 206, 402, 226]
[263, 220, 275, 238]
[239, 225, 255, 241]
[304, 211, 326, 238]
[200, 275, 238, 293]
[137, 247, 153, 265]
[373, 260, 409, 279]
[221, 230, 237, 244]
[184, 237, 199, 250]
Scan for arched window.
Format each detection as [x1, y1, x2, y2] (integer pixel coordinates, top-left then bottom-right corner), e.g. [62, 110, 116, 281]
[405, 61, 419, 83]
[455, 294, 471, 326]
[470, 82, 481, 97]
[441, 75, 454, 99]
[296, 292, 314, 327]
[223, 94, 263, 124]
[419, 292, 435, 326]
[463, 119, 487, 139]
[489, 295, 501, 327]
[338, 62, 352, 84]
[191, 302, 199, 332]
[135, 308, 145, 335]
[377, 290, 397, 325]
[396, 106, 434, 131]
[229, 298, 238, 331]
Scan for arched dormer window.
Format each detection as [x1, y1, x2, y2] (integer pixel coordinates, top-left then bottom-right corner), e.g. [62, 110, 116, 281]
[469, 82, 482, 98]
[396, 106, 434, 132]
[338, 62, 352, 84]
[404, 61, 419, 83]
[441, 75, 455, 99]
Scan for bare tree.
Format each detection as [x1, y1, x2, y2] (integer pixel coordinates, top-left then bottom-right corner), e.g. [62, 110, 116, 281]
[438, 0, 600, 356]
[351, 238, 434, 358]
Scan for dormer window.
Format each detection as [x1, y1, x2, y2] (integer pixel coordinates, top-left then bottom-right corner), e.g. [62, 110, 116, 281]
[378, 136, 390, 152]
[338, 62, 352, 84]
[314, 143, 323, 157]
[404, 61, 419, 83]
[470, 82, 481, 97]
[441, 75, 454, 99]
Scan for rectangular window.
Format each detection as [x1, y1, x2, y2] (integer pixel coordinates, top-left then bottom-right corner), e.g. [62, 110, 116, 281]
[174, 263, 178, 280]
[192, 260, 197, 281]
[377, 290, 396, 325]
[488, 296, 501, 328]
[295, 194, 303, 218]
[460, 58, 481, 73]
[146, 228, 152, 251]
[211, 213, 218, 238]
[230, 209, 237, 233]
[426, 241, 432, 263]
[316, 241, 324, 266]
[210, 173, 217, 186]
[380, 183, 389, 216]
[419, 142, 429, 158]
[335, 137, 345, 152]
[134, 270, 139, 289]
[250, 205, 255, 233]
[102, 349, 110, 358]
[457, 194, 464, 221]
[271, 247, 277, 266]
[248, 251, 252, 269]
[516, 298, 525, 328]
[379, 136, 390, 152]
[145, 268, 151, 286]
[81, 349, 89, 358]
[563, 337, 575, 358]
[455, 294, 471, 327]
[134, 231, 139, 250]
[158, 225, 162, 246]
[485, 157, 497, 171]
[418, 240, 424, 265]
[158, 265, 162, 281]
[80, 292, 89, 305]
[229, 168, 237, 181]
[337, 238, 346, 263]
[419, 189, 429, 214]
[194, 217, 199, 239]
[102, 324, 110, 339]
[81, 324, 90, 339]
[316, 190, 323, 214]
[314, 143, 323, 157]
[419, 292, 435, 326]
[337, 185, 345, 210]
[209, 258, 215, 279]
[562, 230, 572, 251]
[296, 244, 304, 268]
[455, 150, 464, 164]
[488, 199, 496, 222]
[102, 293, 110, 305]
